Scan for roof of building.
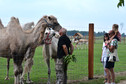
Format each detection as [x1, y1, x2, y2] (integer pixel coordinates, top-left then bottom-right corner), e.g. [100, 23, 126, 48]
[73, 33, 84, 38]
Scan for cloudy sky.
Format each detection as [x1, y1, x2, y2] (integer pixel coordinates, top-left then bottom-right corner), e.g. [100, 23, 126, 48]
[0, 0, 126, 34]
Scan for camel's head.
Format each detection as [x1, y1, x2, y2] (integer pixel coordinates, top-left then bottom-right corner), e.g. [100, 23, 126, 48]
[42, 28, 56, 44]
[42, 15, 62, 32]
[35, 15, 62, 45]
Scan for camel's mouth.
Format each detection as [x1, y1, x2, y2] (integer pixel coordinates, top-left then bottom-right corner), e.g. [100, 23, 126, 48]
[51, 24, 62, 32]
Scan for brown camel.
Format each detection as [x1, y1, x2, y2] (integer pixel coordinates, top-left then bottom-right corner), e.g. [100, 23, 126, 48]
[0, 15, 62, 84]
[3, 21, 35, 81]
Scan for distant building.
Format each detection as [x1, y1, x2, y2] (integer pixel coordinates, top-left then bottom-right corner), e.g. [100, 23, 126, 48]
[73, 33, 84, 40]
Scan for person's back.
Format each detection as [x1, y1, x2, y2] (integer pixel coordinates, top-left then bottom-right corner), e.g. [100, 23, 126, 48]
[57, 34, 71, 59]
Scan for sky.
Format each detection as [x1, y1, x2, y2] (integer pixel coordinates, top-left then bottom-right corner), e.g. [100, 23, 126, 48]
[0, 0, 126, 34]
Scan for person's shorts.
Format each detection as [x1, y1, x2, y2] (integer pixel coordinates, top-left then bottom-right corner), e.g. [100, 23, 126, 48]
[105, 57, 115, 69]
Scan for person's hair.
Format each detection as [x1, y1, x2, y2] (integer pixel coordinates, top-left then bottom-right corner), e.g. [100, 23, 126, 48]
[61, 28, 67, 35]
[104, 33, 109, 42]
[112, 24, 119, 32]
[109, 30, 115, 35]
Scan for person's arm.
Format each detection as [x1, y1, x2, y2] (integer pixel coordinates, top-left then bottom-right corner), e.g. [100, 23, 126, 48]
[101, 42, 104, 62]
[109, 34, 116, 43]
[109, 40, 116, 53]
[62, 45, 68, 56]
[70, 43, 74, 55]
[109, 45, 115, 53]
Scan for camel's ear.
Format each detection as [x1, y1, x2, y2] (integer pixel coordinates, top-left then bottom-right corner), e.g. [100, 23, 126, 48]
[43, 15, 47, 18]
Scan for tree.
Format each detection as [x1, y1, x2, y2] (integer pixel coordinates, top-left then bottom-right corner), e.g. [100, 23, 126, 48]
[117, 0, 125, 8]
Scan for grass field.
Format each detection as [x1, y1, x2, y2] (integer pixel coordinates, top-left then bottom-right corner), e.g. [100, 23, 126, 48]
[0, 39, 126, 84]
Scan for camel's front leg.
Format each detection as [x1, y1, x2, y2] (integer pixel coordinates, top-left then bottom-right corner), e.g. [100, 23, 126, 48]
[5, 58, 10, 80]
[21, 48, 34, 83]
[21, 58, 33, 83]
[46, 58, 51, 84]
[26, 58, 33, 83]
[26, 72, 33, 83]
[13, 54, 24, 84]
[14, 63, 24, 84]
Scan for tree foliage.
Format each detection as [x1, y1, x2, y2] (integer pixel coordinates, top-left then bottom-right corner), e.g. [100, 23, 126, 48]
[117, 0, 125, 8]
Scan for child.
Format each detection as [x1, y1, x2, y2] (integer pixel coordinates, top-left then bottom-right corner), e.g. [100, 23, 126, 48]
[109, 24, 121, 42]
[101, 33, 110, 83]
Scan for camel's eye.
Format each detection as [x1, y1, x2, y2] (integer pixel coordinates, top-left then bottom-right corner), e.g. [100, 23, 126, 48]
[48, 16, 52, 20]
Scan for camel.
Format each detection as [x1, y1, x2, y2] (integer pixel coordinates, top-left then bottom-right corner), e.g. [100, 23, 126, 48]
[21, 28, 60, 84]
[42, 29, 60, 84]
[0, 19, 11, 80]
[20, 27, 60, 84]
[3, 22, 35, 82]
[22, 22, 34, 30]
[75, 39, 88, 49]
[0, 15, 62, 84]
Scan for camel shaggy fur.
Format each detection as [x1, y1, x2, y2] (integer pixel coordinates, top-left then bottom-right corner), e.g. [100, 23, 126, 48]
[0, 15, 61, 84]
[20, 22, 36, 83]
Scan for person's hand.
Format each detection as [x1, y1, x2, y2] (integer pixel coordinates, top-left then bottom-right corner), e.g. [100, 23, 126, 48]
[66, 53, 68, 56]
[106, 44, 109, 48]
[69, 51, 72, 55]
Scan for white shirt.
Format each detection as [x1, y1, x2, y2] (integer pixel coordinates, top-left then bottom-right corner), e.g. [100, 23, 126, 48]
[101, 42, 109, 62]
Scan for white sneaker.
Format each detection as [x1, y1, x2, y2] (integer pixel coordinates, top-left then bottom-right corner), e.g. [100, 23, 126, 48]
[105, 83, 111, 84]
[111, 82, 115, 84]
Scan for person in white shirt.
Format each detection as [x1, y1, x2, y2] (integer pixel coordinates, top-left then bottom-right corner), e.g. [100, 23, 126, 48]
[101, 33, 110, 83]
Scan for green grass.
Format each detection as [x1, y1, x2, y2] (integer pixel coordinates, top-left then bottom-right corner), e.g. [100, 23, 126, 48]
[0, 40, 126, 84]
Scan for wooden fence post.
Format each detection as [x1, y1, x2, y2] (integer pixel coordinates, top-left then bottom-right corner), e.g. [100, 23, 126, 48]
[88, 23, 94, 80]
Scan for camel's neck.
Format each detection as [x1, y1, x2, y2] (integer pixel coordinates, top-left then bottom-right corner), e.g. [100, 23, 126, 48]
[27, 22, 47, 47]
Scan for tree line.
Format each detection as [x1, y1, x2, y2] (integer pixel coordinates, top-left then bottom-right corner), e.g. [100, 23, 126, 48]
[67, 30, 126, 37]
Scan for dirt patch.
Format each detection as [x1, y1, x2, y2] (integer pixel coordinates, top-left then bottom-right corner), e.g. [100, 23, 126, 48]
[117, 80, 126, 84]
[68, 71, 126, 84]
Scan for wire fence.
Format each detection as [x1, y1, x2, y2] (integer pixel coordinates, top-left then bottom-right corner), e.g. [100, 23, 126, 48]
[0, 26, 126, 84]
